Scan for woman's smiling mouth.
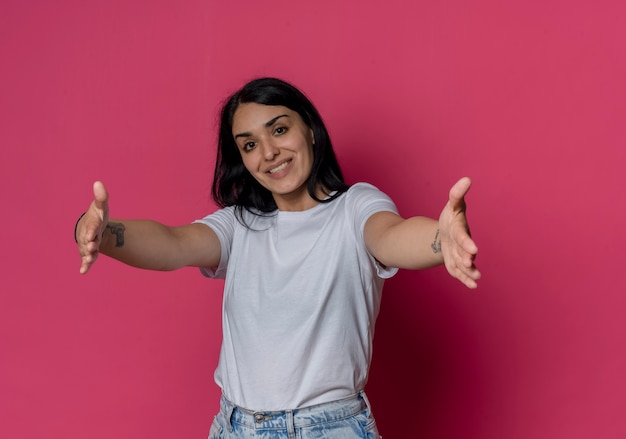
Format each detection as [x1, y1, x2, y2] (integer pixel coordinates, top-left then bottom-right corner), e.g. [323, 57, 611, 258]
[267, 159, 291, 174]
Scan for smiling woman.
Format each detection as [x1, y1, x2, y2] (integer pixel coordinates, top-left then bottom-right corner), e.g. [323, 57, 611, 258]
[232, 103, 318, 211]
[212, 77, 350, 217]
[74, 77, 481, 439]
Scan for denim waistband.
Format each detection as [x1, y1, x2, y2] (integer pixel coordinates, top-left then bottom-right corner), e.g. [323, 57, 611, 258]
[219, 391, 371, 430]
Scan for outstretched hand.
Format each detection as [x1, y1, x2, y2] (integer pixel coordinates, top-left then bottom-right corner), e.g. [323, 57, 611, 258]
[76, 181, 109, 274]
[438, 177, 481, 288]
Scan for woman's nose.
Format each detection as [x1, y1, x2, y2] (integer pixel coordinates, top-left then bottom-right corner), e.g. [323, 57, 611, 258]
[261, 140, 279, 160]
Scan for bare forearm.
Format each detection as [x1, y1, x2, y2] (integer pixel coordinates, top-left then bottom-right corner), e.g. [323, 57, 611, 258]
[99, 219, 198, 271]
[382, 216, 443, 269]
[366, 213, 444, 270]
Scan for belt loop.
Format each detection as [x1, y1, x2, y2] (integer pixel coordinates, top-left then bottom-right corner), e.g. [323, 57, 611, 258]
[359, 390, 373, 415]
[224, 401, 235, 432]
[286, 409, 295, 439]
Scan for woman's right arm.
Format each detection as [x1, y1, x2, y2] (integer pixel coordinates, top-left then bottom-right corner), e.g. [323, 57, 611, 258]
[76, 181, 221, 274]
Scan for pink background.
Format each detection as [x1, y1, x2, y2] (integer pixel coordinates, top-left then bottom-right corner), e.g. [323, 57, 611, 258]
[1, 1, 625, 438]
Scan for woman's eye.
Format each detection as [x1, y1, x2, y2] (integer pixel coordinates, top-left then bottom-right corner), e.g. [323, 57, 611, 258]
[243, 141, 256, 151]
[274, 126, 287, 135]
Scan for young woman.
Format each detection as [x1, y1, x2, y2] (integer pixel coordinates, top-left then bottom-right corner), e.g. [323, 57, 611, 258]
[75, 77, 480, 438]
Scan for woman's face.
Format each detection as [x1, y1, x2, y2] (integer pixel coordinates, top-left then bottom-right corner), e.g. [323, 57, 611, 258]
[232, 102, 317, 211]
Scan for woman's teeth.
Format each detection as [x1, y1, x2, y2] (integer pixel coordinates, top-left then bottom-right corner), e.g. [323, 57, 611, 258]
[269, 161, 290, 174]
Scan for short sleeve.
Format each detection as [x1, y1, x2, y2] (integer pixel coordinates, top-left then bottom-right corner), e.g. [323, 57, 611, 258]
[193, 206, 236, 279]
[345, 183, 399, 279]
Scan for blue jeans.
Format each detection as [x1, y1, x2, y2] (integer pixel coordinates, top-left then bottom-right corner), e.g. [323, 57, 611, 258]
[208, 392, 382, 439]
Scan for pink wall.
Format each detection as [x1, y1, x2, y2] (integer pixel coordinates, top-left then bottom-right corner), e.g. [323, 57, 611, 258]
[1, 1, 624, 438]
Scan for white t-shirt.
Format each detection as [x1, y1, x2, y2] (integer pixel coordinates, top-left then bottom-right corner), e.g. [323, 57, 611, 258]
[195, 182, 398, 410]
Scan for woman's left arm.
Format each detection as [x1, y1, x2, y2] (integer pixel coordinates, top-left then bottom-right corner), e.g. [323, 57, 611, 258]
[364, 177, 481, 289]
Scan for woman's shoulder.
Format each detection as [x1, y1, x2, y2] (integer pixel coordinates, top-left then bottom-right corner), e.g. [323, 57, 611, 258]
[196, 205, 276, 235]
[341, 181, 397, 213]
[346, 182, 388, 198]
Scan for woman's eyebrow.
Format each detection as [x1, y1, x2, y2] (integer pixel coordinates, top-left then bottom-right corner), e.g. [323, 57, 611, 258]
[234, 114, 289, 139]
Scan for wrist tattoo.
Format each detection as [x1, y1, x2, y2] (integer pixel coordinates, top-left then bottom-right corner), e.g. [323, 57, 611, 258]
[431, 229, 442, 254]
[106, 222, 126, 247]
